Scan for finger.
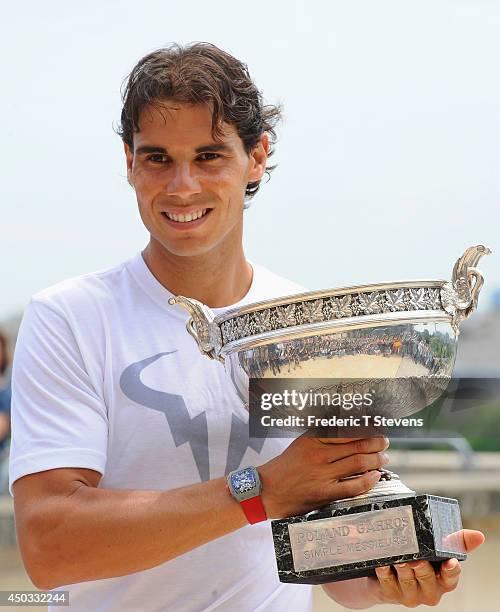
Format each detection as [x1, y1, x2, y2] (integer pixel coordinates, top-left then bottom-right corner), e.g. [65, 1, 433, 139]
[317, 437, 365, 444]
[332, 470, 381, 499]
[365, 575, 384, 602]
[323, 437, 390, 462]
[463, 529, 485, 552]
[375, 565, 401, 603]
[318, 436, 389, 448]
[442, 529, 485, 554]
[328, 451, 389, 480]
[412, 561, 441, 605]
[394, 563, 419, 605]
[438, 558, 462, 592]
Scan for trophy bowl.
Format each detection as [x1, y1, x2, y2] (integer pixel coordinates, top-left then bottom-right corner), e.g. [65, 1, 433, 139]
[170, 245, 490, 584]
[170, 245, 490, 417]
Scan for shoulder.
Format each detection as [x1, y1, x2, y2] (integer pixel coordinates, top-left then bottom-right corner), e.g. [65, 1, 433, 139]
[249, 262, 308, 300]
[29, 257, 133, 317]
[18, 257, 138, 348]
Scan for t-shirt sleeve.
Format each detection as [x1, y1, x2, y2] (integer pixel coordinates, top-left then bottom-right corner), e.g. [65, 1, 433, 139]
[8, 298, 108, 495]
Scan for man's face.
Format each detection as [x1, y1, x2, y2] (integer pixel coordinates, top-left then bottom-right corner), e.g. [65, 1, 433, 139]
[125, 101, 268, 258]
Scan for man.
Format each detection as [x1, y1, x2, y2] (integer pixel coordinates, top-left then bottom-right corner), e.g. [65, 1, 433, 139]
[0, 330, 11, 492]
[0, 330, 10, 453]
[10, 43, 483, 611]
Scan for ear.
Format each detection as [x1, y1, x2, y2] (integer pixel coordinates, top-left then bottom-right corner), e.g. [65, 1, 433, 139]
[247, 132, 269, 183]
[124, 142, 134, 186]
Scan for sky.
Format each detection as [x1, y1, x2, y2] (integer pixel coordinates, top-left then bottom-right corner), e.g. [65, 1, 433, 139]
[1, 0, 499, 321]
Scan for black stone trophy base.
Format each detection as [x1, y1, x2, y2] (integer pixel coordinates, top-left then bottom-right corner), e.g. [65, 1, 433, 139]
[271, 495, 466, 584]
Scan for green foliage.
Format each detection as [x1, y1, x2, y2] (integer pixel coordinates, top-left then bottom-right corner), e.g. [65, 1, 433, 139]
[391, 398, 500, 452]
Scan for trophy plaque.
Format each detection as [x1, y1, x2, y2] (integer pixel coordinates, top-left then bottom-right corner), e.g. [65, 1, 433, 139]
[170, 245, 490, 583]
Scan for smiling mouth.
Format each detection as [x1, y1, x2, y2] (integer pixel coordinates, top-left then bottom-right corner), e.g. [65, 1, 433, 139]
[162, 208, 210, 223]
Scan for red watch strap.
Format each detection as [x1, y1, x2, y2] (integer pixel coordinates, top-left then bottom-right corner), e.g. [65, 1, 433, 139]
[240, 496, 267, 524]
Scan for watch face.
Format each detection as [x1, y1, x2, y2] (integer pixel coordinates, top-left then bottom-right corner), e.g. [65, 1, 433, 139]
[230, 468, 257, 494]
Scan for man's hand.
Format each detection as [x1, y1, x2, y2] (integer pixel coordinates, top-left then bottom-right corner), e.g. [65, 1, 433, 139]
[323, 529, 485, 608]
[370, 529, 485, 607]
[259, 435, 390, 519]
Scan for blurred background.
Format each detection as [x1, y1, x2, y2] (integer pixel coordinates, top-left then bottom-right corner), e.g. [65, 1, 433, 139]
[0, 1, 499, 610]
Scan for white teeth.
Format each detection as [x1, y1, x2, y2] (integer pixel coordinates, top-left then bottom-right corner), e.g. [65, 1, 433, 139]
[165, 209, 208, 223]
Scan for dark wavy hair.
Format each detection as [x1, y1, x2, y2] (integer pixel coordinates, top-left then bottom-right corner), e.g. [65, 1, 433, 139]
[117, 42, 282, 202]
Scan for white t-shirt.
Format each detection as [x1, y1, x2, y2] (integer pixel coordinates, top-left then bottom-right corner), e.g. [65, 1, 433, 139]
[9, 253, 313, 612]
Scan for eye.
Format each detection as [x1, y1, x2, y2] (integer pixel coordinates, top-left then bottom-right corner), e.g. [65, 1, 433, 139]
[198, 152, 220, 161]
[148, 154, 170, 163]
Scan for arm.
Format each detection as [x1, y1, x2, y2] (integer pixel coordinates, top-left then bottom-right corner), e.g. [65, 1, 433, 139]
[13, 467, 247, 590]
[13, 436, 389, 590]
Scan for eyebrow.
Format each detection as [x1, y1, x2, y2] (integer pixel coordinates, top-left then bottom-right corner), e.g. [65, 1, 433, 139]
[134, 143, 231, 155]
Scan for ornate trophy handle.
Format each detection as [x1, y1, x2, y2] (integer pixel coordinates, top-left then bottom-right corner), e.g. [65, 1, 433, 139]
[168, 296, 224, 361]
[441, 245, 491, 333]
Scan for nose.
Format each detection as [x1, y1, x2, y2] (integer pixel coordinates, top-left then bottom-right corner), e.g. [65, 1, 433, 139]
[165, 162, 202, 198]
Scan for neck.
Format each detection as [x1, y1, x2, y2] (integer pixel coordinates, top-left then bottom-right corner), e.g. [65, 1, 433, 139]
[142, 239, 253, 308]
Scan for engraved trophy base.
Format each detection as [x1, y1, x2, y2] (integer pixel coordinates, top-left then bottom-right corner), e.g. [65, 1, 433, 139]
[271, 473, 467, 584]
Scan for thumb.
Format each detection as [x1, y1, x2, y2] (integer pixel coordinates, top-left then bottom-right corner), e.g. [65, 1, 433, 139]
[463, 529, 485, 552]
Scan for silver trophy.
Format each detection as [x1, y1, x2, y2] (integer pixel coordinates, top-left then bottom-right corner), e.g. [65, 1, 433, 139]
[170, 245, 490, 584]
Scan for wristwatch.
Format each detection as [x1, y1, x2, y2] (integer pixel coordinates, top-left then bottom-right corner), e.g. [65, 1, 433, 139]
[226, 466, 267, 524]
